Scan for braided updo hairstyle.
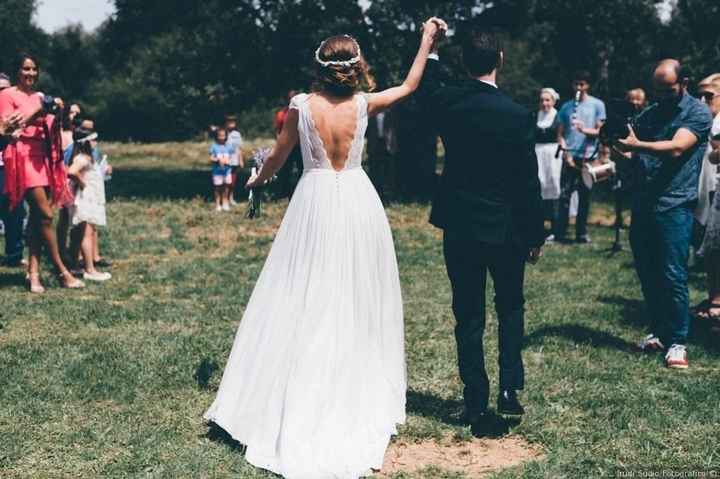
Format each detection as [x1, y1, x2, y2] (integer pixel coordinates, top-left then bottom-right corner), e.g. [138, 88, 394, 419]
[314, 35, 376, 97]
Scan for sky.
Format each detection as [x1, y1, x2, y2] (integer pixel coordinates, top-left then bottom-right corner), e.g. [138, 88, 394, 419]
[32, 0, 674, 33]
[34, 0, 116, 33]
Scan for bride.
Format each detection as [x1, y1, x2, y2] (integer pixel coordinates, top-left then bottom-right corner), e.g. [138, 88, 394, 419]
[204, 17, 446, 479]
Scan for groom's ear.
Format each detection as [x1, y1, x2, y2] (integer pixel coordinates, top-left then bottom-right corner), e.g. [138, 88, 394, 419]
[498, 50, 504, 71]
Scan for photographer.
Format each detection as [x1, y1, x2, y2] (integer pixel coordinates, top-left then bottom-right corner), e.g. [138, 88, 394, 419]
[616, 59, 712, 369]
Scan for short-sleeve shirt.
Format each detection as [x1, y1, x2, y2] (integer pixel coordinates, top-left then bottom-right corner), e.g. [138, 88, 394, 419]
[210, 142, 235, 175]
[632, 93, 713, 212]
[557, 95, 607, 159]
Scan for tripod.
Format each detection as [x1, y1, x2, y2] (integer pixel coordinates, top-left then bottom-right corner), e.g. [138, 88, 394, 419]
[610, 180, 624, 253]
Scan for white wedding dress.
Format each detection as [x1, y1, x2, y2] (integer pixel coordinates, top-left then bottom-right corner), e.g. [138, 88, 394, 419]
[204, 93, 406, 479]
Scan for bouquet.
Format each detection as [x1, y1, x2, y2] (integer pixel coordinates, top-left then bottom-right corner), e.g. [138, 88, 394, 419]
[246, 147, 274, 219]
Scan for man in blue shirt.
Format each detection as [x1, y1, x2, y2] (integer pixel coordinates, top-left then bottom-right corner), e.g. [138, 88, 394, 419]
[555, 71, 606, 244]
[617, 59, 712, 369]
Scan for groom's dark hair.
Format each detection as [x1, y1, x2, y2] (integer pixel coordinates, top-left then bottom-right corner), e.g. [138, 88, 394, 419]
[461, 25, 503, 77]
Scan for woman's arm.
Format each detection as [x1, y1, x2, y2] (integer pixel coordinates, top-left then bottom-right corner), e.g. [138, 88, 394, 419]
[366, 17, 446, 117]
[67, 156, 89, 189]
[246, 109, 300, 189]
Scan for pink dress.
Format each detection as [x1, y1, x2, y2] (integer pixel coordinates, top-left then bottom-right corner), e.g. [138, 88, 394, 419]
[0, 87, 50, 189]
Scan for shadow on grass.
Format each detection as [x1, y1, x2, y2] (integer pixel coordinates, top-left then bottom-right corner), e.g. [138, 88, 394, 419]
[0, 271, 26, 288]
[596, 295, 646, 328]
[597, 295, 719, 356]
[406, 389, 521, 437]
[525, 323, 638, 352]
[406, 389, 463, 426]
[110, 168, 251, 201]
[194, 358, 219, 390]
[204, 422, 246, 453]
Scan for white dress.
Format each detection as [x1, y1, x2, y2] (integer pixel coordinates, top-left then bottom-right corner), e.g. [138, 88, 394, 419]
[69, 154, 107, 227]
[204, 93, 407, 479]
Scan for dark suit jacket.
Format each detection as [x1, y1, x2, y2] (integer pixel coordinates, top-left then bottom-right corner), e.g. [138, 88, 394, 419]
[416, 59, 545, 248]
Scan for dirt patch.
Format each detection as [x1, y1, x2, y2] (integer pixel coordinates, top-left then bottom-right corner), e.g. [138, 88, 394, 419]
[379, 435, 543, 478]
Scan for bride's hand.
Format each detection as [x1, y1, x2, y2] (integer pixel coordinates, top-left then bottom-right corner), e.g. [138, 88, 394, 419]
[422, 17, 448, 43]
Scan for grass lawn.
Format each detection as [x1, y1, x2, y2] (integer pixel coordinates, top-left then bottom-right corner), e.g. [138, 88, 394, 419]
[1, 142, 718, 478]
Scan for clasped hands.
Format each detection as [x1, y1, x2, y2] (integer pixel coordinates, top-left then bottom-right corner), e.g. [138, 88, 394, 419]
[421, 17, 448, 48]
[0, 111, 25, 138]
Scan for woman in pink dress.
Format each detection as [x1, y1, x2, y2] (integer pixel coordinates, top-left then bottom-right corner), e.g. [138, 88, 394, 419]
[0, 53, 83, 292]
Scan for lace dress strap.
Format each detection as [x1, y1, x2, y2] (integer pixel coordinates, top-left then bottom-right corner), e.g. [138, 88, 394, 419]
[288, 93, 309, 111]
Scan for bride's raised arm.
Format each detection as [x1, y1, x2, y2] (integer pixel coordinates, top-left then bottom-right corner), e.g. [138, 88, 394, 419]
[366, 17, 447, 117]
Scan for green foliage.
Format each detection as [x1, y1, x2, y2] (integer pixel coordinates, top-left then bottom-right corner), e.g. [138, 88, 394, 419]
[4, 1, 720, 138]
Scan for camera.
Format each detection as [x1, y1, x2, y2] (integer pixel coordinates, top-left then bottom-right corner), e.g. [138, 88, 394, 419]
[41, 94, 61, 114]
[599, 98, 638, 145]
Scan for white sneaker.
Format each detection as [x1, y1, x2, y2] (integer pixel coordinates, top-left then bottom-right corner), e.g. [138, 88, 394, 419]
[665, 344, 688, 369]
[230, 198, 238, 206]
[83, 271, 112, 282]
[222, 202, 231, 212]
[215, 205, 222, 212]
[638, 334, 665, 352]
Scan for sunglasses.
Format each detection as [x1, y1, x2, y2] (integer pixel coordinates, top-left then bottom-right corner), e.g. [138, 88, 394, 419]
[698, 91, 716, 102]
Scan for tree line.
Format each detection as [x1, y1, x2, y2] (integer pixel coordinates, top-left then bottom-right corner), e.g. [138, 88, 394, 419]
[1, 0, 718, 142]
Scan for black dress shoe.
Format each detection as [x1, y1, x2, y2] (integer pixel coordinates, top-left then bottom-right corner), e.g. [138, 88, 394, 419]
[497, 390, 524, 416]
[470, 411, 511, 438]
[460, 408, 488, 426]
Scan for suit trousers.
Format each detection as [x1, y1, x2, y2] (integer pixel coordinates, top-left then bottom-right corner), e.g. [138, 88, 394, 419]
[443, 230, 526, 414]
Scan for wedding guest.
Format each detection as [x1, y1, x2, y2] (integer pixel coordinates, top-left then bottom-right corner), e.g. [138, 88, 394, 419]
[57, 105, 78, 262]
[0, 73, 26, 267]
[210, 127, 234, 211]
[66, 127, 111, 282]
[366, 107, 391, 201]
[86, 118, 113, 268]
[693, 74, 720, 320]
[626, 88, 647, 113]
[224, 114, 244, 205]
[273, 90, 302, 198]
[0, 53, 83, 292]
[554, 70, 606, 244]
[618, 59, 712, 369]
[535, 87, 561, 242]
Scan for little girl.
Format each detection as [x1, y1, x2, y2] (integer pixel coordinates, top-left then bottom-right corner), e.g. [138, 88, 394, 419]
[210, 127, 235, 211]
[66, 127, 111, 282]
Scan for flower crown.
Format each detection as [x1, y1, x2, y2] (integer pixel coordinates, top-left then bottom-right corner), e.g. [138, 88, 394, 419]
[314, 35, 362, 68]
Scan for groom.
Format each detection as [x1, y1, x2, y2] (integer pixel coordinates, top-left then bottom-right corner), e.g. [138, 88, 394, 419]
[417, 23, 545, 424]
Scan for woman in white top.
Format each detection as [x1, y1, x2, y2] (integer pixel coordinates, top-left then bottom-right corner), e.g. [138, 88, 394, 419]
[535, 88, 561, 240]
[204, 18, 447, 479]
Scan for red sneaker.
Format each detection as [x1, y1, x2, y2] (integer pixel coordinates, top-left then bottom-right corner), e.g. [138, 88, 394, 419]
[665, 344, 688, 369]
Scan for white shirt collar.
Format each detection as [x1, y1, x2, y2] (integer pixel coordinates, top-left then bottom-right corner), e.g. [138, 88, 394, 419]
[479, 79, 498, 89]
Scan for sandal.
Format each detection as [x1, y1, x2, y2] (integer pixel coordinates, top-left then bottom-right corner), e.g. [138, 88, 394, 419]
[59, 273, 85, 289]
[27, 273, 45, 294]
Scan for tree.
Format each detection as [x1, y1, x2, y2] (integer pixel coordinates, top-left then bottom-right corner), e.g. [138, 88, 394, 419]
[0, 0, 49, 78]
[666, 0, 720, 83]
